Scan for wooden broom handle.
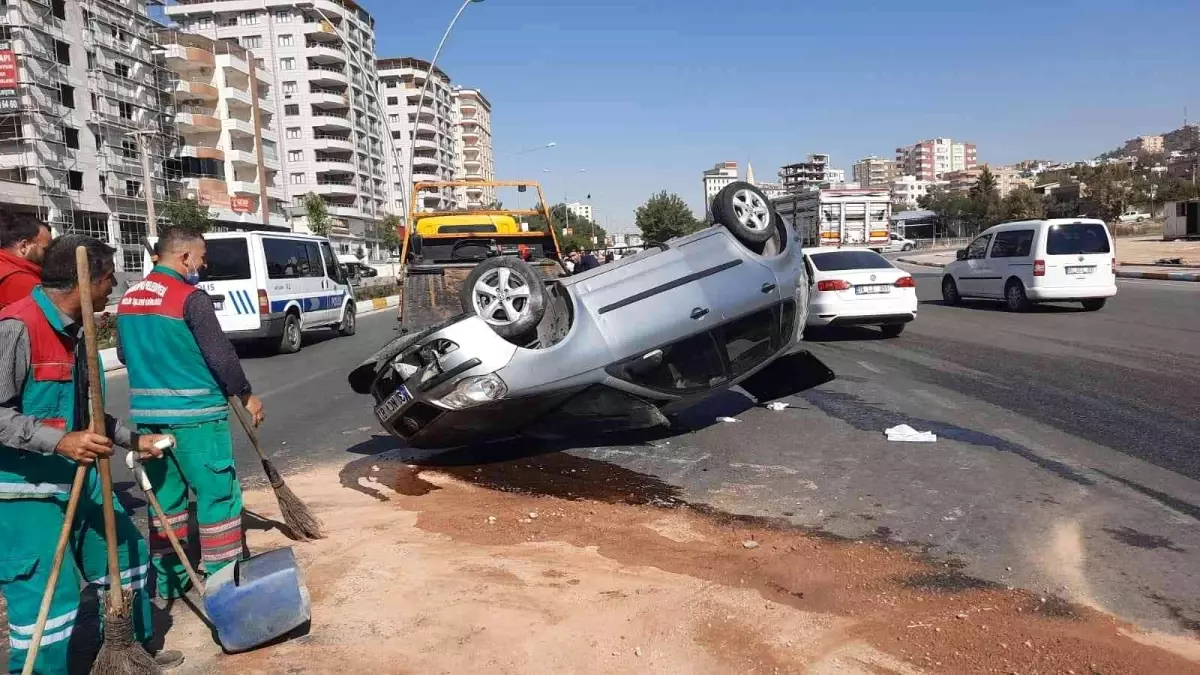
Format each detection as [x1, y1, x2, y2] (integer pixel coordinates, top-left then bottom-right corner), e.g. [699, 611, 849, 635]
[76, 246, 125, 611]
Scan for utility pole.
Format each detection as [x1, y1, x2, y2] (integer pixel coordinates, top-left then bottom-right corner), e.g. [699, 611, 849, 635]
[131, 130, 158, 236]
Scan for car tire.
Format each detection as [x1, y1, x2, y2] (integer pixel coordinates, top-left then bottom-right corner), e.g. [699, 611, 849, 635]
[338, 303, 357, 336]
[902, 243, 914, 251]
[1081, 298, 1106, 311]
[1136, 217, 1145, 223]
[880, 324, 905, 338]
[460, 256, 547, 341]
[1004, 279, 1031, 312]
[712, 181, 775, 245]
[278, 313, 302, 354]
[941, 276, 961, 306]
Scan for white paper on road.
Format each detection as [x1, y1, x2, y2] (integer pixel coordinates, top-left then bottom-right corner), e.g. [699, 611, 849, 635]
[885, 424, 937, 442]
[765, 402, 790, 411]
[716, 416, 741, 423]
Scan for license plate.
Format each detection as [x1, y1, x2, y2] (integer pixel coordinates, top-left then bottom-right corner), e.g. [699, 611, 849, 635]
[374, 385, 412, 421]
[1065, 266, 1094, 275]
[855, 284, 891, 295]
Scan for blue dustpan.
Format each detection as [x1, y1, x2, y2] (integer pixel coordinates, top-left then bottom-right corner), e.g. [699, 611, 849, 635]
[203, 547, 312, 653]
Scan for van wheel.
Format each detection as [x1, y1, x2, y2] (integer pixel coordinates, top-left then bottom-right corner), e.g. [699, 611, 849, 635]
[941, 276, 961, 306]
[1004, 279, 1031, 312]
[460, 256, 547, 341]
[1080, 298, 1106, 311]
[712, 182, 775, 245]
[338, 304, 357, 336]
[278, 313, 302, 354]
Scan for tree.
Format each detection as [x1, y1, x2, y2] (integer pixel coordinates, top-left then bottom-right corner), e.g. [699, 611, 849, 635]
[967, 166, 1002, 231]
[525, 202, 608, 252]
[304, 192, 330, 236]
[380, 213, 403, 254]
[1000, 185, 1045, 221]
[1082, 166, 1131, 223]
[635, 191, 701, 244]
[162, 198, 214, 232]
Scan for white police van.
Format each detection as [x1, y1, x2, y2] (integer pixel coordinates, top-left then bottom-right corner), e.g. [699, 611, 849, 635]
[143, 231, 356, 354]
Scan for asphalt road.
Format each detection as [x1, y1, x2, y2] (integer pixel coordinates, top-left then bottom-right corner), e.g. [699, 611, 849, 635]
[100, 273, 1200, 635]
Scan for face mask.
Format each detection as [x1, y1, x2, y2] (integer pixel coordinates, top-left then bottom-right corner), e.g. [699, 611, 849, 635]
[184, 261, 200, 285]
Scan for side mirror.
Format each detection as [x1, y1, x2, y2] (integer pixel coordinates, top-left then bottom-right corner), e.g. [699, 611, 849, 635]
[956, 249, 968, 261]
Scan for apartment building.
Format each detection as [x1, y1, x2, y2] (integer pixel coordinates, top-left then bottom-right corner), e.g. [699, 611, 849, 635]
[453, 86, 494, 208]
[942, 165, 1032, 197]
[565, 200, 592, 222]
[779, 153, 836, 193]
[0, 0, 176, 272]
[166, 0, 392, 258]
[1124, 135, 1165, 155]
[991, 165, 1034, 197]
[377, 57, 458, 216]
[852, 156, 898, 188]
[702, 161, 737, 218]
[158, 30, 287, 230]
[895, 137, 977, 180]
[889, 175, 939, 209]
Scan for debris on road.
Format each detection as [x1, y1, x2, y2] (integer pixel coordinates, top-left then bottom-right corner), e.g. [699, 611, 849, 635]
[764, 402, 790, 411]
[742, 540, 760, 549]
[716, 416, 741, 423]
[885, 424, 937, 442]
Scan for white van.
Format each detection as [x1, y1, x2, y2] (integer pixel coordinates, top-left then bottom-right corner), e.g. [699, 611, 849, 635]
[941, 218, 1117, 312]
[144, 231, 356, 353]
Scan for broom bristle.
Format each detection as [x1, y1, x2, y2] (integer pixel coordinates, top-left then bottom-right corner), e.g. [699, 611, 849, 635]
[91, 603, 160, 675]
[274, 481, 325, 541]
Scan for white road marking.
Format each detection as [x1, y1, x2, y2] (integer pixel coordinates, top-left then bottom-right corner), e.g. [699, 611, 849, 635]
[857, 360, 883, 374]
[910, 388, 960, 410]
[727, 462, 800, 476]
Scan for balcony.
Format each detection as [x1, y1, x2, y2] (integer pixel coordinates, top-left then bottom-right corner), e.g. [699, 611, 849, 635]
[309, 88, 349, 108]
[308, 66, 349, 86]
[412, 155, 440, 169]
[181, 177, 228, 202]
[223, 118, 256, 137]
[311, 113, 352, 131]
[305, 42, 347, 64]
[314, 157, 356, 173]
[216, 51, 249, 75]
[304, 20, 340, 41]
[179, 145, 225, 162]
[223, 86, 253, 108]
[227, 149, 257, 168]
[412, 171, 441, 183]
[313, 134, 354, 151]
[174, 79, 218, 101]
[312, 181, 358, 197]
[164, 44, 215, 71]
[229, 180, 260, 196]
[463, 170, 484, 181]
[176, 110, 222, 132]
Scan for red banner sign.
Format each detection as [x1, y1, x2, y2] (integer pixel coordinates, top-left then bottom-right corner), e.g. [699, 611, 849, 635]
[0, 51, 17, 89]
[231, 196, 254, 213]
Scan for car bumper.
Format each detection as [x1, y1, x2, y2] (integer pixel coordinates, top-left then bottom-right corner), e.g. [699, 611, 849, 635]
[806, 298, 918, 327]
[1026, 284, 1117, 301]
[226, 315, 285, 341]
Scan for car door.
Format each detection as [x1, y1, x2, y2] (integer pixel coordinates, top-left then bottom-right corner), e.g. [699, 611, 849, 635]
[988, 229, 1034, 296]
[262, 237, 326, 328]
[318, 240, 351, 321]
[683, 229, 782, 324]
[957, 233, 993, 297]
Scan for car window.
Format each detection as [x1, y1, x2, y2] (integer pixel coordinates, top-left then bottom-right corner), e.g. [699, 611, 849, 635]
[966, 234, 992, 260]
[302, 243, 324, 278]
[612, 332, 727, 393]
[718, 309, 776, 378]
[319, 241, 344, 282]
[1046, 222, 1111, 255]
[264, 238, 320, 279]
[200, 239, 251, 281]
[808, 250, 893, 271]
[989, 230, 1034, 258]
[439, 224, 498, 233]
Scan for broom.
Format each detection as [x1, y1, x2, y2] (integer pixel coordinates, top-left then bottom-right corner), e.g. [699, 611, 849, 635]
[227, 396, 324, 541]
[20, 464, 88, 675]
[76, 246, 161, 674]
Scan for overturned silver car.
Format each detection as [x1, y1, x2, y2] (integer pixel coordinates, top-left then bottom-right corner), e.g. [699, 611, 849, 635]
[349, 182, 836, 449]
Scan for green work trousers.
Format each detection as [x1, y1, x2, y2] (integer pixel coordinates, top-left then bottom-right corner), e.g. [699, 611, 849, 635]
[0, 479, 154, 675]
[139, 418, 244, 600]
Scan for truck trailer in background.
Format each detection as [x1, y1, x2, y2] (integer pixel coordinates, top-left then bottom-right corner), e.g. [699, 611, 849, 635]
[772, 188, 892, 251]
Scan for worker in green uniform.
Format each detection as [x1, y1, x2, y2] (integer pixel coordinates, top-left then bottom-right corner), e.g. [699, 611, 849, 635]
[116, 226, 265, 600]
[0, 235, 183, 673]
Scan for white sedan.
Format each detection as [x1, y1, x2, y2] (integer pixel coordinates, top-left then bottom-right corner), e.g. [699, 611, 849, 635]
[803, 247, 918, 337]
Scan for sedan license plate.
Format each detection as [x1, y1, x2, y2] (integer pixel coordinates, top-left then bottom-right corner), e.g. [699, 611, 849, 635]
[374, 385, 412, 422]
[855, 284, 891, 295]
[1065, 266, 1094, 275]
[212, 301, 224, 311]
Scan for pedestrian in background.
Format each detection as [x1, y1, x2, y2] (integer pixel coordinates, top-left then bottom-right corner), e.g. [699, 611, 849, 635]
[577, 249, 600, 273]
[116, 226, 265, 601]
[0, 235, 182, 673]
[0, 209, 52, 310]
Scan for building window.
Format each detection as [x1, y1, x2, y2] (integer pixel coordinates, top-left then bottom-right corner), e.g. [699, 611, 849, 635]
[290, 173, 305, 184]
[54, 40, 70, 65]
[241, 11, 261, 25]
[220, 15, 238, 27]
[196, 17, 212, 30]
[282, 81, 297, 95]
[114, 62, 129, 79]
[68, 171, 83, 191]
[121, 138, 137, 158]
[242, 35, 262, 49]
[284, 104, 299, 115]
[280, 57, 294, 70]
[125, 180, 141, 197]
[277, 34, 293, 47]
[118, 101, 133, 119]
[64, 126, 79, 149]
[52, 0, 66, 20]
[273, 9, 290, 22]
[286, 127, 301, 139]
[386, 96, 397, 106]
[388, 114, 398, 123]
[287, 150, 302, 162]
[58, 84, 74, 109]
[254, 58, 265, 70]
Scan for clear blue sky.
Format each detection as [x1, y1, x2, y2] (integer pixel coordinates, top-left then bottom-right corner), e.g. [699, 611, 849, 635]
[366, 0, 1200, 233]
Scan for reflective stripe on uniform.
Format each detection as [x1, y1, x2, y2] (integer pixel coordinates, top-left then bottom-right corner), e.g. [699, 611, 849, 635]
[130, 406, 228, 418]
[9, 609, 77, 636]
[9, 623, 74, 650]
[129, 387, 216, 397]
[88, 562, 150, 590]
[0, 482, 71, 496]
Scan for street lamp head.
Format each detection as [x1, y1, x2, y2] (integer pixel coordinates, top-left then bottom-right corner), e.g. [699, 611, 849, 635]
[546, 142, 557, 148]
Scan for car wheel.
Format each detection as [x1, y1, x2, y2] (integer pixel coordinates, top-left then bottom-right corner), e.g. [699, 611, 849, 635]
[1136, 217, 1145, 223]
[460, 256, 547, 340]
[338, 303, 357, 336]
[1081, 298, 1106, 311]
[941, 276, 961, 306]
[880, 324, 905, 338]
[902, 243, 914, 251]
[712, 181, 775, 245]
[278, 313, 302, 354]
[1004, 279, 1031, 312]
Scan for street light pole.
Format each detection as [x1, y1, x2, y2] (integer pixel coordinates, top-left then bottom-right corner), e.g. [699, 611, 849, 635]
[406, 0, 484, 216]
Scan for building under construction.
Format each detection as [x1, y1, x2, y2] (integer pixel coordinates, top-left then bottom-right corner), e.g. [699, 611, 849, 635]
[0, 0, 176, 272]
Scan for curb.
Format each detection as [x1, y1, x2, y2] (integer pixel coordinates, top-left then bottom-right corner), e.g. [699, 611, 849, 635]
[102, 294, 401, 375]
[895, 259, 1200, 283]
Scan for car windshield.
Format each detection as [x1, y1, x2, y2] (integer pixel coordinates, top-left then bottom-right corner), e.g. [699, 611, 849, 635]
[200, 239, 251, 281]
[808, 250, 893, 271]
[1046, 223, 1111, 255]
